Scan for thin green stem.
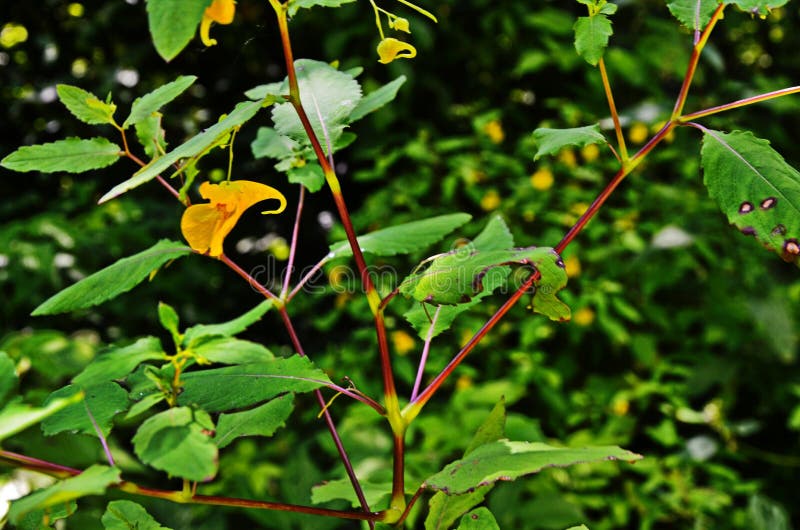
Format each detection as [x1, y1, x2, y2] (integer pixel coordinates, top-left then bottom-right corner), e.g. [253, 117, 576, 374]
[598, 58, 628, 162]
[678, 85, 800, 122]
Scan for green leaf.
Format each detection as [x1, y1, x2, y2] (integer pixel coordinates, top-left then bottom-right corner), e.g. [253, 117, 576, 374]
[700, 129, 800, 265]
[349, 76, 407, 122]
[125, 393, 166, 420]
[158, 302, 181, 342]
[329, 213, 472, 259]
[184, 299, 274, 344]
[288, 164, 326, 192]
[405, 216, 514, 339]
[400, 247, 570, 322]
[16, 502, 76, 529]
[311, 479, 393, 509]
[456, 508, 500, 530]
[573, 14, 613, 66]
[102, 500, 172, 530]
[124, 75, 197, 128]
[132, 407, 217, 481]
[424, 440, 641, 495]
[1, 137, 121, 173]
[32, 240, 192, 315]
[135, 113, 168, 158]
[287, 0, 357, 16]
[533, 125, 606, 161]
[244, 81, 285, 101]
[147, 0, 212, 62]
[177, 355, 331, 412]
[99, 101, 262, 203]
[748, 494, 790, 530]
[214, 393, 293, 448]
[57, 84, 117, 125]
[73, 337, 166, 387]
[667, 0, 720, 30]
[9, 465, 121, 524]
[251, 127, 300, 160]
[565, 526, 591, 530]
[272, 59, 362, 147]
[0, 393, 83, 442]
[723, 0, 788, 16]
[190, 337, 275, 365]
[0, 351, 17, 407]
[426, 399, 506, 530]
[42, 382, 129, 437]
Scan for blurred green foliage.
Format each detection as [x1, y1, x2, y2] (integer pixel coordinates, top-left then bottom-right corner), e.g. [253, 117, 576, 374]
[2, 1, 800, 529]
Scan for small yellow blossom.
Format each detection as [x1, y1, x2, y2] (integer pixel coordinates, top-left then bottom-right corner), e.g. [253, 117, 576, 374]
[564, 255, 581, 278]
[480, 190, 501, 211]
[456, 374, 473, 390]
[483, 119, 504, 144]
[389, 17, 410, 33]
[581, 143, 600, 162]
[558, 148, 577, 168]
[200, 0, 236, 47]
[181, 180, 286, 257]
[612, 398, 630, 416]
[573, 307, 595, 326]
[530, 168, 554, 191]
[377, 37, 417, 64]
[391, 330, 416, 356]
[628, 122, 649, 145]
[570, 202, 589, 216]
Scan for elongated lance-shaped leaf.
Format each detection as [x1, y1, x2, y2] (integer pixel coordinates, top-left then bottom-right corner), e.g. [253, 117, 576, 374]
[9, 465, 121, 524]
[73, 337, 166, 387]
[667, 0, 720, 30]
[42, 382, 129, 437]
[329, 213, 472, 258]
[183, 299, 273, 345]
[124, 75, 197, 128]
[700, 129, 800, 265]
[424, 440, 641, 495]
[724, 0, 788, 16]
[533, 125, 607, 161]
[349, 75, 407, 122]
[32, 240, 192, 315]
[1, 137, 122, 173]
[99, 100, 262, 203]
[57, 85, 117, 125]
[147, 0, 212, 61]
[213, 394, 293, 448]
[400, 246, 571, 321]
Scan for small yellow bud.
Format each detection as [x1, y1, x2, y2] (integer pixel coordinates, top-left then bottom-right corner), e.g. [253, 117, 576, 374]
[390, 17, 411, 33]
[628, 123, 649, 145]
[581, 143, 600, 162]
[564, 256, 581, 278]
[480, 190, 501, 211]
[391, 331, 415, 356]
[573, 307, 595, 326]
[530, 168, 554, 191]
[558, 148, 577, 168]
[483, 119, 504, 144]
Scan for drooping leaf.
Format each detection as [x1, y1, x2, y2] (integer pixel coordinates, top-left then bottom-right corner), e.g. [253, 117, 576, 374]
[0, 393, 83, 442]
[533, 125, 606, 161]
[311, 479, 393, 509]
[99, 101, 262, 203]
[405, 216, 514, 339]
[426, 399, 506, 530]
[57, 85, 117, 125]
[667, 0, 720, 30]
[176, 356, 331, 412]
[102, 500, 172, 530]
[573, 14, 613, 66]
[147, 0, 212, 61]
[700, 128, 800, 264]
[1, 137, 121, 173]
[73, 337, 166, 387]
[456, 508, 500, 530]
[271, 59, 362, 147]
[349, 76, 407, 122]
[124, 75, 197, 127]
[214, 394, 293, 448]
[183, 299, 274, 345]
[251, 127, 300, 160]
[125, 393, 166, 420]
[9, 465, 121, 524]
[723, 0, 789, 16]
[424, 440, 642, 495]
[189, 337, 275, 365]
[0, 351, 17, 408]
[287, 0, 357, 16]
[32, 240, 192, 315]
[132, 407, 217, 481]
[329, 213, 472, 259]
[287, 164, 326, 193]
[42, 382, 129, 437]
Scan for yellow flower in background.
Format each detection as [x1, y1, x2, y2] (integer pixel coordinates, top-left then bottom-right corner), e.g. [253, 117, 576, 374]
[480, 190, 501, 211]
[581, 143, 600, 162]
[377, 37, 417, 64]
[564, 255, 581, 278]
[181, 180, 286, 257]
[628, 122, 649, 145]
[391, 330, 415, 356]
[573, 307, 595, 326]
[530, 168, 554, 191]
[200, 0, 236, 47]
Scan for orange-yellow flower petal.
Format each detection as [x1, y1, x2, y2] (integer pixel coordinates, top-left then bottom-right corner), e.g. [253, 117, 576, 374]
[377, 37, 417, 64]
[200, 0, 236, 47]
[181, 180, 286, 257]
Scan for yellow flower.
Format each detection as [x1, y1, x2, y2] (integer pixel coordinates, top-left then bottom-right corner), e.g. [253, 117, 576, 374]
[200, 0, 236, 47]
[377, 37, 417, 64]
[483, 119, 505, 144]
[573, 307, 595, 326]
[181, 180, 286, 257]
[480, 190, 501, 211]
[628, 122, 649, 145]
[391, 330, 415, 356]
[581, 143, 600, 162]
[530, 168, 554, 191]
[564, 255, 581, 278]
[389, 17, 411, 33]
